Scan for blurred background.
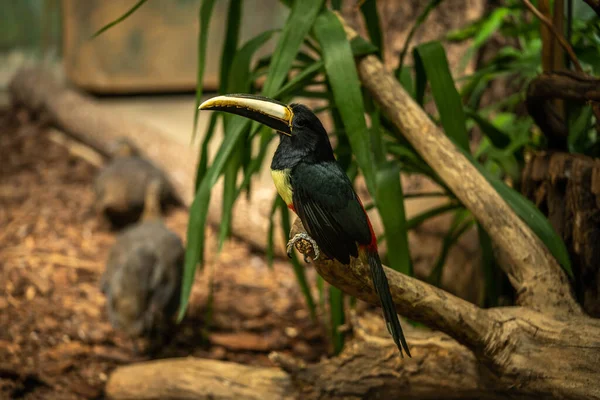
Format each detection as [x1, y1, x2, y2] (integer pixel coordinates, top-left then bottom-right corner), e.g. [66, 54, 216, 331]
[1, 0, 599, 398]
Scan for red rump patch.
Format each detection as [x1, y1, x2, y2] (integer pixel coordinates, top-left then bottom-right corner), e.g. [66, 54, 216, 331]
[355, 195, 378, 251]
[288, 203, 296, 213]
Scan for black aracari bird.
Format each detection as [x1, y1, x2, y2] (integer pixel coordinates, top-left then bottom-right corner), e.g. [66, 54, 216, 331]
[199, 94, 410, 357]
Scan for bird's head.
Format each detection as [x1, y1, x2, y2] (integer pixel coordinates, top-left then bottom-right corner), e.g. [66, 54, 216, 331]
[199, 94, 334, 161]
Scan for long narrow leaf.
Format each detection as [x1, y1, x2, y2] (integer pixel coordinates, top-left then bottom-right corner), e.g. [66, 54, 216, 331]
[314, 9, 377, 196]
[350, 36, 380, 56]
[397, 0, 444, 71]
[477, 223, 499, 307]
[465, 109, 511, 149]
[218, 30, 276, 250]
[266, 195, 280, 269]
[274, 60, 324, 98]
[90, 0, 147, 38]
[195, 113, 219, 191]
[192, 0, 218, 142]
[460, 147, 574, 278]
[218, 0, 243, 94]
[217, 0, 247, 250]
[458, 8, 510, 72]
[376, 162, 412, 275]
[360, 0, 384, 58]
[406, 203, 463, 230]
[261, 0, 324, 97]
[414, 41, 470, 152]
[428, 215, 474, 286]
[396, 66, 415, 99]
[180, 118, 251, 320]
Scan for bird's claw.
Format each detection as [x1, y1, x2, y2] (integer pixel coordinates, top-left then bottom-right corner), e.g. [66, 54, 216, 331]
[286, 232, 320, 263]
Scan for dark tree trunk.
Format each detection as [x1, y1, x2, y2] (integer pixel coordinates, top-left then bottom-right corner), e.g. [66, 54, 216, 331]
[522, 152, 600, 316]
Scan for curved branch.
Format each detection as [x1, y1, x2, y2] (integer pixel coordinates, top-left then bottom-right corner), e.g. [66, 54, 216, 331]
[290, 219, 491, 350]
[335, 14, 581, 316]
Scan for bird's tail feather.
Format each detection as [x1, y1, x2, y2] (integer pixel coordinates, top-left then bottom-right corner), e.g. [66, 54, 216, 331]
[367, 250, 411, 358]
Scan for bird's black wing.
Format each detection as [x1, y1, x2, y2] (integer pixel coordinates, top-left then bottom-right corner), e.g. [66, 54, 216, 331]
[291, 162, 372, 264]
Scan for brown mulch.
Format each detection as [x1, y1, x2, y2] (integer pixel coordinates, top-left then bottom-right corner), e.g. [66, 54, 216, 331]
[0, 109, 328, 399]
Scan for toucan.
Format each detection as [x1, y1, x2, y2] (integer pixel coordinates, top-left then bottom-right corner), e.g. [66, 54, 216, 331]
[199, 94, 410, 357]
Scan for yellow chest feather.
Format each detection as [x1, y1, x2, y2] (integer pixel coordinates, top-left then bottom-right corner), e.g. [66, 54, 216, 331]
[270, 168, 293, 206]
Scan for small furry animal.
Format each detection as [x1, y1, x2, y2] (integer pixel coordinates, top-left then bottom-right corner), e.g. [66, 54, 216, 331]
[101, 179, 184, 354]
[94, 138, 177, 228]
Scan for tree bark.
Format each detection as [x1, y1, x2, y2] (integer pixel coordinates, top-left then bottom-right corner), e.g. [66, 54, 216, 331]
[522, 151, 600, 317]
[106, 332, 504, 400]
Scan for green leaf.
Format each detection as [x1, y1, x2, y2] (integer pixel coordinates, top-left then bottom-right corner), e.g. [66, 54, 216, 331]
[360, 0, 384, 58]
[397, 0, 444, 70]
[413, 54, 427, 107]
[465, 109, 511, 149]
[218, 0, 243, 94]
[261, 0, 325, 97]
[428, 210, 473, 286]
[180, 117, 251, 320]
[90, 0, 148, 38]
[349, 36, 380, 57]
[477, 223, 499, 307]
[329, 285, 345, 354]
[461, 148, 574, 278]
[192, 0, 218, 142]
[568, 104, 594, 153]
[396, 66, 415, 99]
[274, 60, 325, 98]
[314, 9, 376, 196]
[217, 29, 276, 250]
[331, 0, 342, 11]
[266, 196, 280, 269]
[414, 41, 470, 152]
[237, 127, 274, 196]
[406, 203, 463, 230]
[216, 0, 249, 250]
[375, 162, 412, 275]
[194, 113, 219, 191]
[458, 8, 510, 72]
[317, 275, 326, 313]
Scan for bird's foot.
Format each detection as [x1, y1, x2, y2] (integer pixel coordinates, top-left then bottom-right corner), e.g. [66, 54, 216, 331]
[287, 232, 320, 263]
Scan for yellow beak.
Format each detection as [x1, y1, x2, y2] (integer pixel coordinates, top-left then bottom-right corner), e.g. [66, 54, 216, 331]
[199, 94, 293, 136]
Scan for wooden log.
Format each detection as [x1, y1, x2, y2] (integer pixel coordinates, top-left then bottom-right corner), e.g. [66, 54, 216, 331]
[105, 332, 501, 400]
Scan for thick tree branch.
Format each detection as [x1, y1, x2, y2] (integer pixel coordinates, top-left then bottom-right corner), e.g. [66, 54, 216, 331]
[336, 15, 581, 316]
[290, 219, 490, 350]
